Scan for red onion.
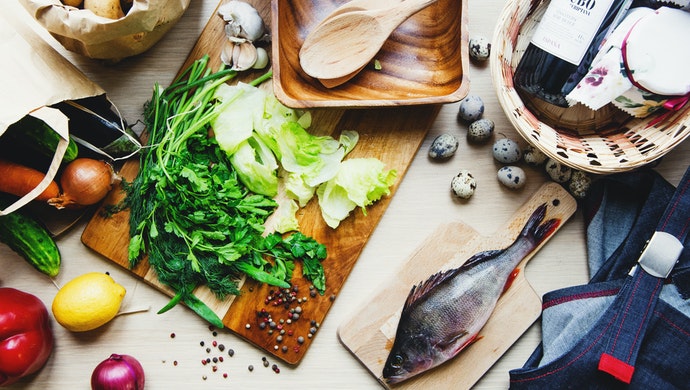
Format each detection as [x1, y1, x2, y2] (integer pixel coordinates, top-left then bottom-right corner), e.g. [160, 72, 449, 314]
[91, 354, 145, 390]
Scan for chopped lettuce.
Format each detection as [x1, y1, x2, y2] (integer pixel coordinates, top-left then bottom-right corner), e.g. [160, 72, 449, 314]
[317, 158, 397, 229]
[212, 83, 265, 155]
[271, 198, 300, 234]
[211, 83, 396, 229]
[229, 137, 278, 197]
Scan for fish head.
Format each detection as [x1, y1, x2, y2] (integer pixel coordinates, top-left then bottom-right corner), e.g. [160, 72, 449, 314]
[382, 333, 435, 384]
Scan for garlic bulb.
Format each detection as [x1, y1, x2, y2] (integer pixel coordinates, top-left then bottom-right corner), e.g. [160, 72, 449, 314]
[217, 1, 270, 71]
[217, 1, 265, 42]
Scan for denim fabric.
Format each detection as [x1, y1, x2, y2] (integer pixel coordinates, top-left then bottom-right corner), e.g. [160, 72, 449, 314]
[509, 167, 690, 389]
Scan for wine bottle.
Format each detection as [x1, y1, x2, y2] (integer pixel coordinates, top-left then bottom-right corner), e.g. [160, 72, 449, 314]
[513, 0, 633, 107]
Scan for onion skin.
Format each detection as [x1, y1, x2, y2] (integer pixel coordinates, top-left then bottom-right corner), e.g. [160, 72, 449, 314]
[48, 158, 116, 209]
[91, 354, 145, 390]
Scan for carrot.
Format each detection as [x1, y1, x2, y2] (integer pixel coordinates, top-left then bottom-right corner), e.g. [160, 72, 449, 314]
[0, 159, 60, 202]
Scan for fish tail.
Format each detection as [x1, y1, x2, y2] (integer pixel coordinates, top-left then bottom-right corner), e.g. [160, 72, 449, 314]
[521, 203, 561, 244]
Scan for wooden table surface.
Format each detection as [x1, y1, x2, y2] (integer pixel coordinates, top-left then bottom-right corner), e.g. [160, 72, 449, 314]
[4, 0, 689, 389]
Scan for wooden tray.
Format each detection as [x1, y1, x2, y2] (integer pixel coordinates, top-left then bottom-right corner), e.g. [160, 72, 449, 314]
[338, 183, 576, 388]
[81, 0, 441, 365]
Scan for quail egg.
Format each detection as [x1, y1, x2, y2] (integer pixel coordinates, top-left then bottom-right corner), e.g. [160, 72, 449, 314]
[458, 95, 484, 122]
[497, 166, 526, 189]
[545, 158, 572, 183]
[429, 133, 459, 160]
[467, 118, 494, 143]
[451, 170, 476, 199]
[492, 138, 522, 164]
[469, 35, 491, 61]
[523, 144, 548, 166]
[568, 170, 592, 199]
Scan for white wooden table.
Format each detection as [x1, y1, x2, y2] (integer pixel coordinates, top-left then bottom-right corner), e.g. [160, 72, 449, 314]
[4, 0, 689, 388]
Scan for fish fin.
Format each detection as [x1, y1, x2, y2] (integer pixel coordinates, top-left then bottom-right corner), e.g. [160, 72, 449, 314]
[461, 249, 504, 268]
[520, 203, 561, 244]
[403, 268, 462, 312]
[438, 331, 482, 355]
[503, 268, 520, 293]
[403, 248, 505, 312]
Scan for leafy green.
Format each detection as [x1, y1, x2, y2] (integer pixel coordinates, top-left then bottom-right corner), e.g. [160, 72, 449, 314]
[211, 83, 395, 232]
[317, 158, 398, 228]
[125, 56, 327, 326]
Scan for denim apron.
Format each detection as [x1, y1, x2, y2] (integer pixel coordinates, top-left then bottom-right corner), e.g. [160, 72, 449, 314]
[509, 167, 690, 389]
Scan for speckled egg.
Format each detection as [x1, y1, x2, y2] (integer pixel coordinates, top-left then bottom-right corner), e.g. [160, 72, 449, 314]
[429, 133, 459, 160]
[467, 118, 494, 143]
[545, 158, 572, 183]
[523, 144, 548, 166]
[451, 170, 477, 199]
[497, 166, 526, 189]
[568, 170, 592, 199]
[492, 138, 522, 163]
[458, 95, 484, 122]
[469, 36, 491, 61]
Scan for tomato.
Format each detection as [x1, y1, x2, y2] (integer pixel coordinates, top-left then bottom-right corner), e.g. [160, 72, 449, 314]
[0, 287, 54, 386]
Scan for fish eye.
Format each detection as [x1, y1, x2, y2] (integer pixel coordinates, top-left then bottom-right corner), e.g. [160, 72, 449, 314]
[391, 355, 404, 369]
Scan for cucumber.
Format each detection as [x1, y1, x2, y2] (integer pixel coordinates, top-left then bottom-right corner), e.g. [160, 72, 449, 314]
[4, 114, 79, 163]
[0, 195, 61, 277]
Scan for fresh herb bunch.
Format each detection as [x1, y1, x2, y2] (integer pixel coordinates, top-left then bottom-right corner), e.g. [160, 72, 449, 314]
[126, 56, 327, 327]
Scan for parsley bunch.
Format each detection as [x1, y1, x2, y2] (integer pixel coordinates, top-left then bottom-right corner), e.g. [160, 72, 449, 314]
[125, 56, 326, 327]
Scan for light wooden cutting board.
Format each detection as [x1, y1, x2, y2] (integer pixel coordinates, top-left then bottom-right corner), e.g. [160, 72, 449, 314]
[81, 0, 443, 365]
[338, 182, 577, 388]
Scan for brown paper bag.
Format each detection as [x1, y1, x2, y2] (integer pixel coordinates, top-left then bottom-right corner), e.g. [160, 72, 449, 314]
[19, 0, 190, 61]
[0, 7, 104, 216]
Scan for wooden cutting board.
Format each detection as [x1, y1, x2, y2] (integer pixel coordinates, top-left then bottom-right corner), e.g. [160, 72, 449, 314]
[338, 182, 577, 388]
[81, 0, 442, 365]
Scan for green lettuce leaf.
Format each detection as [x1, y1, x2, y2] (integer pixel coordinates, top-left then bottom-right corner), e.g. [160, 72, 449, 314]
[317, 158, 397, 228]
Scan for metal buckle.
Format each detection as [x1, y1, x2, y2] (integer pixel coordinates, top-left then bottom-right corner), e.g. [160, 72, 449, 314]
[638, 231, 683, 279]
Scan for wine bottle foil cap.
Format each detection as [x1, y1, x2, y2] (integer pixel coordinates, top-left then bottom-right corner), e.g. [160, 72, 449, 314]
[622, 7, 690, 96]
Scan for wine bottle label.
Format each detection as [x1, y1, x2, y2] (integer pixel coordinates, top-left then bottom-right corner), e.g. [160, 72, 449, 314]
[531, 0, 615, 65]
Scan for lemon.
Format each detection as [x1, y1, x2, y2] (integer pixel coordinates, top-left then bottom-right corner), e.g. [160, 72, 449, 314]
[52, 272, 126, 332]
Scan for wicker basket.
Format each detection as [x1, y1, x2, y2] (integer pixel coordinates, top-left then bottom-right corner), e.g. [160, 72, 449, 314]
[490, 0, 690, 174]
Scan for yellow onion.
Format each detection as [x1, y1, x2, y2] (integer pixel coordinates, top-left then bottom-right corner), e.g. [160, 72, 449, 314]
[49, 158, 118, 209]
[91, 354, 145, 390]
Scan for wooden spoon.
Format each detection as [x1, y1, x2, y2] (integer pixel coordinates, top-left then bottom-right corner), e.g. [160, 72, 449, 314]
[315, 0, 405, 28]
[299, 0, 438, 81]
[315, 0, 405, 88]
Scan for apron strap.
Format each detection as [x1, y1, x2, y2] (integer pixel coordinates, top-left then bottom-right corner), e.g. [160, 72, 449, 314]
[598, 166, 690, 383]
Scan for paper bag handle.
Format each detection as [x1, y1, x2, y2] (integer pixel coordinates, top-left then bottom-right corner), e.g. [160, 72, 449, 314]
[0, 107, 68, 216]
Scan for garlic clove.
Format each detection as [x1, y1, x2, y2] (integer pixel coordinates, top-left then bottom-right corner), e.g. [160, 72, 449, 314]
[252, 47, 269, 69]
[218, 1, 265, 42]
[220, 40, 235, 66]
[231, 41, 259, 71]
